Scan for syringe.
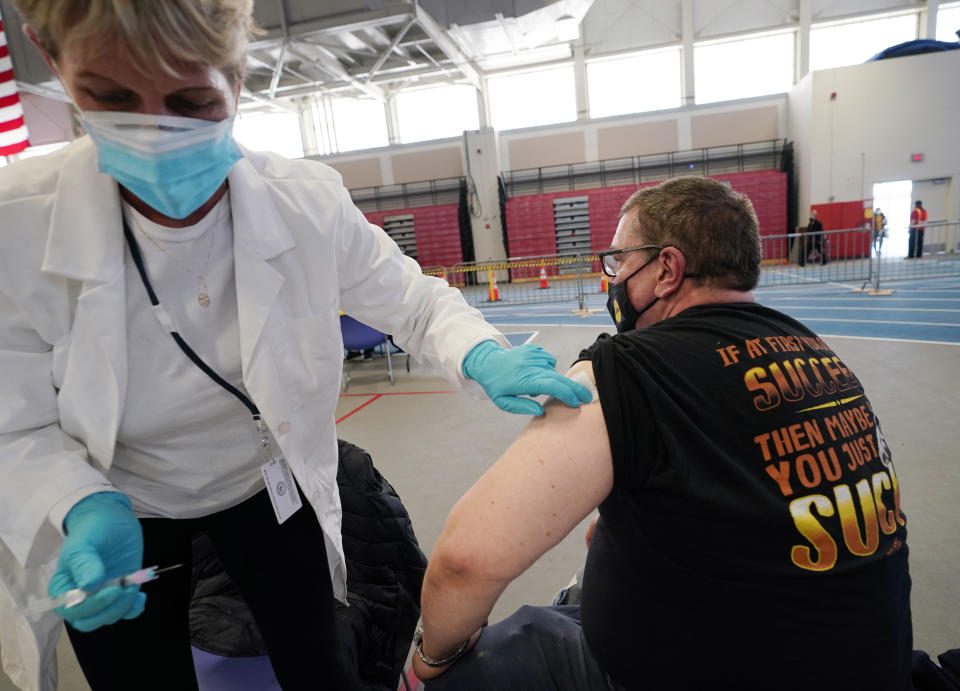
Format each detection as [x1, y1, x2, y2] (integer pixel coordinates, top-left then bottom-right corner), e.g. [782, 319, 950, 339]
[23, 564, 182, 620]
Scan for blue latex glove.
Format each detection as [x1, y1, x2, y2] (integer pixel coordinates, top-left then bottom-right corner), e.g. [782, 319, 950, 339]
[463, 340, 593, 416]
[48, 492, 146, 632]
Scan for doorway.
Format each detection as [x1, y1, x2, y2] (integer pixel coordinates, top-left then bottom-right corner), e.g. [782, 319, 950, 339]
[872, 180, 912, 257]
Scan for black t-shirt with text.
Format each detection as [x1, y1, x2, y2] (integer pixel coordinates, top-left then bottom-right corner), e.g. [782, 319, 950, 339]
[578, 302, 912, 690]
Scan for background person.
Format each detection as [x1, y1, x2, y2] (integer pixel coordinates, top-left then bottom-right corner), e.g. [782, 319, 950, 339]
[874, 207, 888, 252]
[908, 200, 928, 258]
[799, 207, 826, 266]
[0, 2, 590, 689]
[412, 177, 912, 691]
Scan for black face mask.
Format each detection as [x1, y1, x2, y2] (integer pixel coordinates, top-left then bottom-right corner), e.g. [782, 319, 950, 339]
[605, 253, 701, 333]
[606, 254, 660, 333]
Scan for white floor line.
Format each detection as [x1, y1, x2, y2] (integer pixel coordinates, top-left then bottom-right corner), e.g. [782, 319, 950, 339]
[764, 296, 960, 302]
[774, 306, 960, 313]
[488, 322, 610, 328]
[791, 317, 960, 327]
[501, 330, 540, 345]
[822, 334, 960, 346]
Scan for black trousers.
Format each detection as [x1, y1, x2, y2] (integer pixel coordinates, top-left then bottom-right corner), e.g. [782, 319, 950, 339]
[908, 228, 925, 258]
[66, 487, 345, 691]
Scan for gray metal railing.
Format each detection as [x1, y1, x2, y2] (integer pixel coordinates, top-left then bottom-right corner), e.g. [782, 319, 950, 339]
[420, 223, 959, 309]
[349, 176, 464, 213]
[759, 223, 960, 290]
[501, 139, 786, 196]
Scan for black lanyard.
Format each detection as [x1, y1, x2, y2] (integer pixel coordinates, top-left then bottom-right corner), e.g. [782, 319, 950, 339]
[122, 220, 266, 433]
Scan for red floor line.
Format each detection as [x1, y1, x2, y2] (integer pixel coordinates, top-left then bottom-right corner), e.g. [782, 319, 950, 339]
[335, 394, 383, 424]
[339, 390, 459, 397]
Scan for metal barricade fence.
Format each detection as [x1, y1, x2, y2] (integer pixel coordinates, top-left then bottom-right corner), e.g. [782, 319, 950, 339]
[758, 228, 874, 287]
[448, 254, 606, 309]
[871, 221, 960, 285]
[758, 223, 960, 291]
[418, 224, 959, 309]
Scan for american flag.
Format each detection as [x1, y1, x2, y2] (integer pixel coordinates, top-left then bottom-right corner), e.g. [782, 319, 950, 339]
[0, 14, 30, 156]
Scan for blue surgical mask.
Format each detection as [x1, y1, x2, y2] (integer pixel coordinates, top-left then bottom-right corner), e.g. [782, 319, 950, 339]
[80, 111, 242, 219]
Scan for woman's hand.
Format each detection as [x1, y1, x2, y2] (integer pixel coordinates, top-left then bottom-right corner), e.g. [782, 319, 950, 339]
[462, 341, 592, 415]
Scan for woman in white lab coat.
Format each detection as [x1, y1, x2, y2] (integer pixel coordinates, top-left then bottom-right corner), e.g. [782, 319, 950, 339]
[0, 2, 590, 689]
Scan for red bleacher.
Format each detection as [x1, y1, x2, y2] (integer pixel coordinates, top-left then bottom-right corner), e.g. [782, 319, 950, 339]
[505, 170, 788, 259]
[364, 203, 463, 268]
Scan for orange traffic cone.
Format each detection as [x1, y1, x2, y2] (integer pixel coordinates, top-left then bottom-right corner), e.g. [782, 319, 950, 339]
[539, 265, 549, 289]
[600, 273, 608, 292]
[488, 269, 500, 302]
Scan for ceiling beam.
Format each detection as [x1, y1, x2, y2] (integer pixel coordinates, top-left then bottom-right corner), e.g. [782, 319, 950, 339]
[266, 62, 461, 99]
[412, 3, 482, 91]
[249, 7, 412, 47]
[268, 42, 288, 98]
[268, 0, 291, 98]
[447, 23, 479, 61]
[366, 16, 417, 82]
[239, 88, 300, 114]
[285, 43, 386, 101]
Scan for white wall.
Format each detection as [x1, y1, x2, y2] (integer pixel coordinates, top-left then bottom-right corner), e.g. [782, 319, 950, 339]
[318, 93, 789, 189]
[793, 50, 960, 221]
[496, 94, 787, 171]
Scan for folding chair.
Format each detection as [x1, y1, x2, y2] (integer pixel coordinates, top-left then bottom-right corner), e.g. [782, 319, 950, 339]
[341, 314, 394, 390]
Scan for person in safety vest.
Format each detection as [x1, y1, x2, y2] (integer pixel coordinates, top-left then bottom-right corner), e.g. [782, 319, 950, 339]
[908, 200, 928, 258]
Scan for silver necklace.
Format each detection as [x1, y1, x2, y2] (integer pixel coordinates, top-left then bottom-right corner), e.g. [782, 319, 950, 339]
[130, 213, 216, 308]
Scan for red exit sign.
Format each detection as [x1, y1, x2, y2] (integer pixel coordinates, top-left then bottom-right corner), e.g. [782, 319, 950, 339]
[911, 153, 924, 162]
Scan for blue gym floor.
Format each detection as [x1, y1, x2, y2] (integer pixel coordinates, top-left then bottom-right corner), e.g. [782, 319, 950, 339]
[476, 277, 960, 345]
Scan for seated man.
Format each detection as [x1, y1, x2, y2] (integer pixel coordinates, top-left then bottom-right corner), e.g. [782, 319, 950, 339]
[412, 177, 912, 691]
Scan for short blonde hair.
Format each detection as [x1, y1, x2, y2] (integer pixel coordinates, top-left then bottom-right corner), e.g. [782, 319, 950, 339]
[13, 0, 259, 84]
[620, 176, 762, 291]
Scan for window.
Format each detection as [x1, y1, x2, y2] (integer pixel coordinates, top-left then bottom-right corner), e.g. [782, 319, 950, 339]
[233, 111, 304, 159]
[694, 31, 794, 104]
[487, 64, 577, 130]
[395, 84, 479, 143]
[329, 97, 389, 152]
[587, 48, 682, 117]
[937, 4, 960, 42]
[810, 13, 917, 71]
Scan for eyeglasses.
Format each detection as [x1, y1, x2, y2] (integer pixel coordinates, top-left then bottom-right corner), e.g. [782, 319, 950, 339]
[597, 244, 663, 278]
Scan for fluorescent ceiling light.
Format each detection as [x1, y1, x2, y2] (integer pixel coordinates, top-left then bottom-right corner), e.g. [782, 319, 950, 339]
[555, 15, 579, 41]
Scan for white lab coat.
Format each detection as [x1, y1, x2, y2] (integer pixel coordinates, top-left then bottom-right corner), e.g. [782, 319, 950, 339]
[0, 138, 505, 690]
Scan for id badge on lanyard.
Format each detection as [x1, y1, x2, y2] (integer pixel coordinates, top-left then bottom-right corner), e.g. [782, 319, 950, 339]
[124, 218, 302, 524]
[256, 419, 302, 524]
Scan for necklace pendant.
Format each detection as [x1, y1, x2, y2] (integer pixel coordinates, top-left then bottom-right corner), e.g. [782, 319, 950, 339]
[198, 293, 211, 308]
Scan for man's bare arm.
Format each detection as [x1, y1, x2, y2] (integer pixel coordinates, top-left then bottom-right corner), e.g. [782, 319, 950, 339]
[415, 360, 613, 678]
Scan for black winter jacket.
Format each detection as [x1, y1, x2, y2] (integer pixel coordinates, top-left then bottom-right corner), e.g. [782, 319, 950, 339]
[189, 439, 427, 690]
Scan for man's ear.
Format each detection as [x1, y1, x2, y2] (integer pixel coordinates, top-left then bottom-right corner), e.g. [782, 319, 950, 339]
[24, 25, 59, 75]
[654, 246, 688, 298]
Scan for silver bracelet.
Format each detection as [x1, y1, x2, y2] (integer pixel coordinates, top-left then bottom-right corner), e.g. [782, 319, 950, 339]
[413, 623, 473, 668]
